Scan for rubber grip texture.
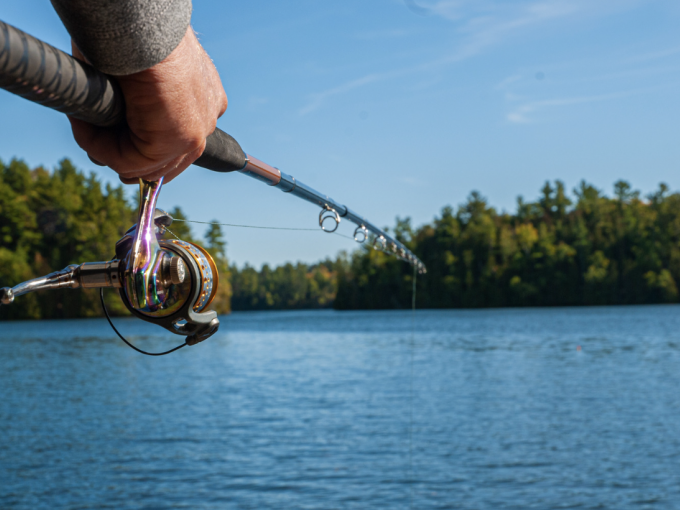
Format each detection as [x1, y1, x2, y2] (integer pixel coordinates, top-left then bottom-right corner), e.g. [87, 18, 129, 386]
[0, 20, 124, 126]
[0, 19, 246, 172]
[194, 128, 246, 172]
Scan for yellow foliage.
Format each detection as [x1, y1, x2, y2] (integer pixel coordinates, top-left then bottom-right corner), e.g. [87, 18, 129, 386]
[515, 224, 539, 253]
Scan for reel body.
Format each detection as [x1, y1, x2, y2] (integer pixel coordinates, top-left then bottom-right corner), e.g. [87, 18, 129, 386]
[115, 179, 220, 345]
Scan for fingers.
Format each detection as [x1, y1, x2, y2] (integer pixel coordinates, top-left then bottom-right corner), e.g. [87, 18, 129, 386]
[118, 175, 138, 185]
[160, 159, 193, 184]
[129, 142, 206, 184]
[74, 114, 207, 184]
[117, 148, 198, 185]
[88, 155, 106, 166]
[69, 117, 175, 175]
[164, 143, 206, 183]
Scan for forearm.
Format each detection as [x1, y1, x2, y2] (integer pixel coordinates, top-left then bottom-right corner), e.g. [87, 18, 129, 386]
[50, 0, 192, 75]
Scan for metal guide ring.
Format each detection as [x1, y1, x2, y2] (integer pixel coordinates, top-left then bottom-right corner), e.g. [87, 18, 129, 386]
[319, 206, 340, 233]
[354, 225, 368, 243]
[373, 235, 387, 250]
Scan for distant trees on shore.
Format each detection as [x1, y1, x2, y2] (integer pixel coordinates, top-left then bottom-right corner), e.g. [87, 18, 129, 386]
[2, 157, 680, 320]
[336, 180, 680, 309]
[230, 259, 339, 311]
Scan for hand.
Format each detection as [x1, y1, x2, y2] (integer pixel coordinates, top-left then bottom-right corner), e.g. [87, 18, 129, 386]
[68, 27, 228, 184]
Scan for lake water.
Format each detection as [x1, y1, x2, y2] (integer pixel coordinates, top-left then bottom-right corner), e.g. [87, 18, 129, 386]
[1, 306, 680, 509]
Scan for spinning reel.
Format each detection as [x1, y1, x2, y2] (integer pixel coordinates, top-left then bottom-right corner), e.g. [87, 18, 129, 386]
[0, 179, 220, 351]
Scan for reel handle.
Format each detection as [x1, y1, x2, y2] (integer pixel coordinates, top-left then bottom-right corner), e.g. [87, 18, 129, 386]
[0, 19, 246, 173]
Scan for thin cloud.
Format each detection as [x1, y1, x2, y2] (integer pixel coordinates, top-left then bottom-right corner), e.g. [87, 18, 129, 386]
[507, 95, 607, 124]
[506, 87, 658, 124]
[445, 1, 579, 60]
[354, 28, 421, 40]
[300, 0, 648, 115]
[299, 73, 389, 116]
[625, 45, 680, 64]
[404, 0, 430, 16]
[496, 75, 523, 90]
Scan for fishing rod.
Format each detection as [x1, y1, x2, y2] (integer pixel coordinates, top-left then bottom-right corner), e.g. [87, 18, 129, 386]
[0, 20, 426, 351]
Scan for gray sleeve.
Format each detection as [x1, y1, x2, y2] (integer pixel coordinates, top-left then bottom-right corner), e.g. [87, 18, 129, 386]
[50, 0, 192, 76]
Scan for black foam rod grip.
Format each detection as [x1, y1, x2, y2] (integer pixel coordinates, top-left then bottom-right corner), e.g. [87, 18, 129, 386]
[194, 128, 246, 172]
[0, 19, 124, 126]
[0, 19, 246, 173]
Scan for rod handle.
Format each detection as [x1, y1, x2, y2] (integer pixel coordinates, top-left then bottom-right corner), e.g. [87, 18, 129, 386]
[0, 19, 246, 173]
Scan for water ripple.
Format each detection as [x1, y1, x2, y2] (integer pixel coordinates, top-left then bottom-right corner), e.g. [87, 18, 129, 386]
[1, 306, 680, 508]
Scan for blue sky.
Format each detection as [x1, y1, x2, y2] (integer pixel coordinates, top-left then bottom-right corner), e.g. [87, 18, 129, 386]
[2, 1, 680, 267]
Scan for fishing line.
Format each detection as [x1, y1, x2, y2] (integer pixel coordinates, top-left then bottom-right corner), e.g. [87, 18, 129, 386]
[409, 265, 417, 509]
[172, 218, 392, 253]
[165, 226, 181, 240]
[176, 215, 419, 501]
[172, 219, 384, 247]
[100, 288, 187, 356]
[331, 232, 357, 242]
[108, 221, 411, 359]
[173, 219, 318, 231]
[99, 223, 376, 357]
[182, 215, 421, 505]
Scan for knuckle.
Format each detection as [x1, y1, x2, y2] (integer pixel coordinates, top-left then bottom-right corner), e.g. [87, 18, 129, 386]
[185, 133, 207, 154]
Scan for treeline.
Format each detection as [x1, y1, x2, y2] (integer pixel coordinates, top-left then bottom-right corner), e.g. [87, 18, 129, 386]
[230, 259, 342, 311]
[336, 181, 680, 309]
[3, 157, 680, 319]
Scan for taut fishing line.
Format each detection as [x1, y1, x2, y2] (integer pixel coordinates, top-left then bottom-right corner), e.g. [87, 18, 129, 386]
[174, 218, 359, 242]
[172, 218, 318, 231]
[109, 217, 420, 508]
[171, 218, 386, 247]
[409, 265, 417, 508]
[173, 218, 398, 249]
[101, 219, 397, 356]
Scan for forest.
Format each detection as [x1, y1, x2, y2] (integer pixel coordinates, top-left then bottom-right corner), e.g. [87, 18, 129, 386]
[336, 180, 680, 309]
[2, 157, 680, 320]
